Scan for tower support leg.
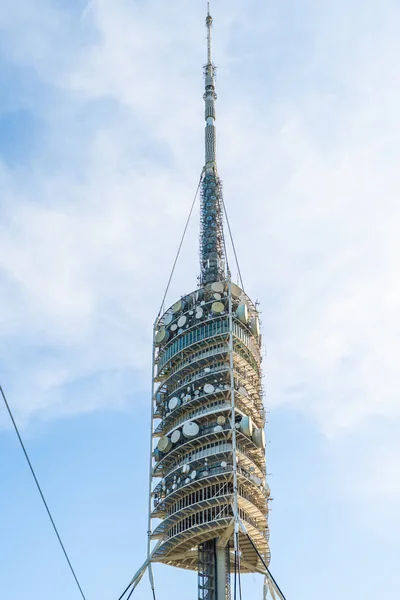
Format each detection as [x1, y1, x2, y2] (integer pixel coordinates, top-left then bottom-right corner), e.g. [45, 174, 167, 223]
[198, 538, 231, 600]
[216, 544, 228, 599]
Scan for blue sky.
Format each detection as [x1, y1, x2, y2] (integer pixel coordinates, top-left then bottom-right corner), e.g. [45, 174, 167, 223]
[1, 0, 399, 598]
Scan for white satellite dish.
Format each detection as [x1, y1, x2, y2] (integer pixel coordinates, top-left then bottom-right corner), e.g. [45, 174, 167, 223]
[212, 301, 224, 314]
[169, 397, 180, 411]
[221, 461, 227, 468]
[236, 303, 249, 324]
[170, 323, 178, 332]
[155, 329, 169, 345]
[252, 427, 266, 449]
[231, 283, 242, 298]
[250, 316, 260, 337]
[191, 470, 197, 480]
[214, 425, 223, 433]
[211, 282, 224, 294]
[183, 421, 200, 439]
[204, 383, 215, 394]
[240, 416, 253, 437]
[182, 464, 190, 474]
[172, 300, 185, 314]
[164, 313, 173, 326]
[157, 436, 172, 453]
[195, 308, 204, 319]
[171, 430, 181, 444]
[178, 315, 187, 328]
[185, 478, 190, 484]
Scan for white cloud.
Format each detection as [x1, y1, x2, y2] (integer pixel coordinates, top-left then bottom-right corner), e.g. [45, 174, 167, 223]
[0, 0, 399, 451]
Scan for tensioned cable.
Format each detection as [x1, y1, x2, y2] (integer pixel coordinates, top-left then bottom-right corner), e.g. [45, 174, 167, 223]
[117, 580, 133, 600]
[0, 385, 87, 600]
[237, 533, 243, 600]
[157, 170, 204, 319]
[244, 532, 287, 600]
[233, 538, 237, 600]
[126, 585, 135, 600]
[222, 199, 245, 291]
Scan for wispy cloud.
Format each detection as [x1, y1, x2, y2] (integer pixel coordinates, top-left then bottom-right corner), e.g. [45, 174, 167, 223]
[0, 0, 399, 466]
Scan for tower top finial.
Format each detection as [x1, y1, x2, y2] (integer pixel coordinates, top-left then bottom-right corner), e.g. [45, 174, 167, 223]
[204, 1, 216, 169]
[206, 2, 213, 65]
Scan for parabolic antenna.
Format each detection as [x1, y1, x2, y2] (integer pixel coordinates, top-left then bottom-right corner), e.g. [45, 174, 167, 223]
[171, 430, 181, 444]
[211, 282, 224, 294]
[231, 283, 242, 298]
[250, 316, 260, 337]
[252, 427, 266, 449]
[178, 315, 187, 328]
[158, 436, 172, 453]
[240, 416, 253, 437]
[212, 301, 224, 314]
[172, 299, 185, 314]
[236, 303, 249, 324]
[169, 397, 180, 411]
[183, 421, 200, 439]
[164, 313, 173, 326]
[155, 329, 169, 345]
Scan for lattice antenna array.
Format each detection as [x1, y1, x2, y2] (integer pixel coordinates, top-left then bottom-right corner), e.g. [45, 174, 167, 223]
[200, 3, 226, 286]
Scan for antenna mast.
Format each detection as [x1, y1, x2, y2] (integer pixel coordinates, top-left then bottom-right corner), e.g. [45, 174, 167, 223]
[200, 1, 226, 285]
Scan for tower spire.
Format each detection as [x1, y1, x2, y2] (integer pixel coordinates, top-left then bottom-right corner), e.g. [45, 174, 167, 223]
[204, 2, 217, 168]
[200, 1, 225, 285]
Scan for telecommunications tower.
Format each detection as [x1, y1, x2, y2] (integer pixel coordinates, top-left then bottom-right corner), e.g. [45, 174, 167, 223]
[125, 4, 285, 600]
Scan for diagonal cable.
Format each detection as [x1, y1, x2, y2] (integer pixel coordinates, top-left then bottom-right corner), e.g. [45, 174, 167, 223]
[157, 170, 204, 319]
[222, 198, 245, 291]
[0, 385, 87, 600]
[244, 530, 287, 600]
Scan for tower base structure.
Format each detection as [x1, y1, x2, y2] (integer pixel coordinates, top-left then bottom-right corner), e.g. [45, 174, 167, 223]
[198, 538, 230, 600]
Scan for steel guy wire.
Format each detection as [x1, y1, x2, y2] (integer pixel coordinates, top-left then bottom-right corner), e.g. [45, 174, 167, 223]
[0, 384, 87, 600]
